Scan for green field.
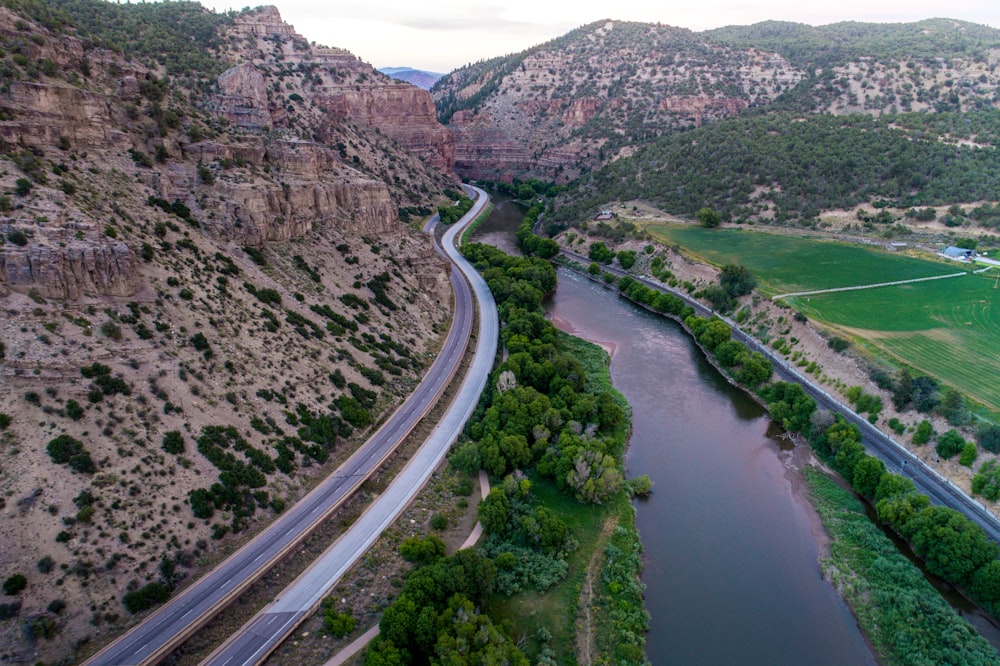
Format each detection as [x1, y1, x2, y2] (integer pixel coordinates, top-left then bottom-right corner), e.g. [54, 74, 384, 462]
[645, 224, 960, 294]
[790, 271, 1000, 411]
[641, 224, 1000, 411]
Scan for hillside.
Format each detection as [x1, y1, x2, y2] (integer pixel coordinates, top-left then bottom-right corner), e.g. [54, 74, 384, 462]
[433, 20, 799, 182]
[0, 2, 458, 662]
[434, 17, 1000, 185]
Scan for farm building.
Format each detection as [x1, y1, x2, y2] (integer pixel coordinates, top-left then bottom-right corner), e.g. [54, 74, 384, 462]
[940, 246, 975, 261]
[594, 210, 614, 221]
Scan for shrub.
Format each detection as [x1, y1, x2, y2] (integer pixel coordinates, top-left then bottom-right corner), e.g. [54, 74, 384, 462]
[122, 581, 171, 614]
[399, 536, 446, 564]
[978, 424, 1000, 454]
[14, 178, 32, 196]
[935, 430, 966, 459]
[322, 607, 355, 638]
[912, 420, 933, 445]
[960, 442, 978, 468]
[430, 513, 448, 530]
[46, 434, 85, 464]
[3, 574, 27, 595]
[65, 399, 84, 420]
[162, 431, 184, 454]
[0, 413, 11, 429]
[6, 228, 28, 246]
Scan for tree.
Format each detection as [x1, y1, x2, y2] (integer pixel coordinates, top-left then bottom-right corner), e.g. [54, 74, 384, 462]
[935, 429, 966, 459]
[719, 264, 756, 297]
[852, 455, 886, 499]
[478, 488, 510, 534]
[905, 506, 999, 586]
[696, 318, 732, 352]
[3, 574, 27, 595]
[696, 207, 721, 228]
[978, 424, 1000, 454]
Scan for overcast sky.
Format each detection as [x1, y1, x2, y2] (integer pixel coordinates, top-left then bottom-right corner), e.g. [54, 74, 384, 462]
[201, 0, 1000, 73]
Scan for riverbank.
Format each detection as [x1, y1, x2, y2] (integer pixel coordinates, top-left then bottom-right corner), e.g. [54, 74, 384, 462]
[554, 257, 1000, 661]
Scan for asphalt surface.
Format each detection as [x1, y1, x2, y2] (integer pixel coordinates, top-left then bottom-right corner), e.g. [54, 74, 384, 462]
[199, 186, 497, 666]
[560, 249, 1000, 545]
[85, 189, 496, 666]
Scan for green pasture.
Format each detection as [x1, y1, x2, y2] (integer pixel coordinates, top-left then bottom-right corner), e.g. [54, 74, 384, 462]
[644, 224, 960, 295]
[790, 270, 1000, 411]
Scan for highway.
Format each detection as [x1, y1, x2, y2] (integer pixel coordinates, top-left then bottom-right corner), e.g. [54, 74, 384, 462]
[559, 249, 1000, 545]
[199, 185, 497, 666]
[85, 188, 496, 666]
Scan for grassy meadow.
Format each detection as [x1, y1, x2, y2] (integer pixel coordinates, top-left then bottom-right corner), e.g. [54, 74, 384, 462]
[641, 224, 1000, 411]
[790, 270, 1000, 412]
[645, 224, 960, 295]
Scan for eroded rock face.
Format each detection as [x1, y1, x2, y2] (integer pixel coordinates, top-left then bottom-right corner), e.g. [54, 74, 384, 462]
[217, 62, 272, 130]
[217, 6, 455, 171]
[0, 5, 455, 300]
[0, 238, 138, 300]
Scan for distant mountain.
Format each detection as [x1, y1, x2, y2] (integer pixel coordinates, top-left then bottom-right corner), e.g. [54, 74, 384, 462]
[433, 18, 1000, 185]
[379, 66, 444, 90]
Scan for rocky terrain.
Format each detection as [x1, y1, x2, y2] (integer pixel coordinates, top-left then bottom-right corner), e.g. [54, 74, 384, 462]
[434, 20, 799, 182]
[0, 3, 458, 662]
[433, 18, 1000, 184]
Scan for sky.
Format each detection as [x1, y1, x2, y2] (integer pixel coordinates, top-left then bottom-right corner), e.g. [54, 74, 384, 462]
[200, 0, 1000, 73]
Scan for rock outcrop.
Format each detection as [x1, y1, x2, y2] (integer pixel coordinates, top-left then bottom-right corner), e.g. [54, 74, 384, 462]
[0, 5, 456, 300]
[217, 7, 454, 171]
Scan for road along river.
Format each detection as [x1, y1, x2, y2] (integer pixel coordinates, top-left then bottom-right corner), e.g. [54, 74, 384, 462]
[548, 268, 876, 666]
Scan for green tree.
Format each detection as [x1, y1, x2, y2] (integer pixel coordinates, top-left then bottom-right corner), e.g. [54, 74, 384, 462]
[935, 429, 965, 459]
[719, 264, 756, 297]
[3, 574, 27, 595]
[478, 488, 511, 534]
[852, 455, 886, 499]
[696, 206, 721, 228]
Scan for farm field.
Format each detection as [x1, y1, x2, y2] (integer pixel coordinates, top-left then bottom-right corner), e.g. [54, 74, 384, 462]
[644, 224, 960, 295]
[789, 271, 1000, 412]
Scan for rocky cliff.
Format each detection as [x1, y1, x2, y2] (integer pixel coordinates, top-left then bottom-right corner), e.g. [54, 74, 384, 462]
[435, 18, 1000, 184]
[435, 21, 799, 182]
[0, 5, 455, 661]
[216, 7, 454, 171]
[0, 5, 455, 300]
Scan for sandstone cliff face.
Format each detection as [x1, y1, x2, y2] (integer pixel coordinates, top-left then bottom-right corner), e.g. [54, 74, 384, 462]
[435, 20, 799, 182]
[216, 7, 454, 172]
[0, 5, 454, 300]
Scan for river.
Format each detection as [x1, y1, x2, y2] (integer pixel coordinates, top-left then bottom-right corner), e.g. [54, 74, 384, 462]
[471, 195, 874, 663]
[548, 268, 875, 665]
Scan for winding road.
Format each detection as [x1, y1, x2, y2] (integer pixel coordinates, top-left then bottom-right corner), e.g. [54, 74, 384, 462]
[85, 188, 496, 666]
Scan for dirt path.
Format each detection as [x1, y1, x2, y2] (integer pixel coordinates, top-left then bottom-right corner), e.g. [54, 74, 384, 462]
[772, 270, 967, 300]
[320, 471, 491, 666]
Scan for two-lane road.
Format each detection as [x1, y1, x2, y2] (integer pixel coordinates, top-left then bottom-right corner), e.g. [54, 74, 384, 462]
[559, 250, 1000, 545]
[199, 186, 497, 666]
[86, 189, 495, 666]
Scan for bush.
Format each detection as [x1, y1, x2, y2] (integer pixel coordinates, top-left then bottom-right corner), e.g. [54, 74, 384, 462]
[46, 434, 85, 464]
[430, 513, 448, 530]
[399, 536, 446, 565]
[65, 399, 84, 421]
[978, 424, 1000, 454]
[123, 581, 171, 614]
[912, 420, 933, 445]
[3, 574, 27, 595]
[935, 430, 966, 459]
[959, 442, 978, 468]
[322, 606, 355, 638]
[0, 413, 11, 429]
[162, 431, 184, 454]
[6, 228, 28, 246]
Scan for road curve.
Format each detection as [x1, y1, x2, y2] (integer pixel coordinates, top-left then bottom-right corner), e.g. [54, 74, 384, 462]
[85, 189, 496, 666]
[559, 249, 1000, 545]
[198, 186, 497, 665]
